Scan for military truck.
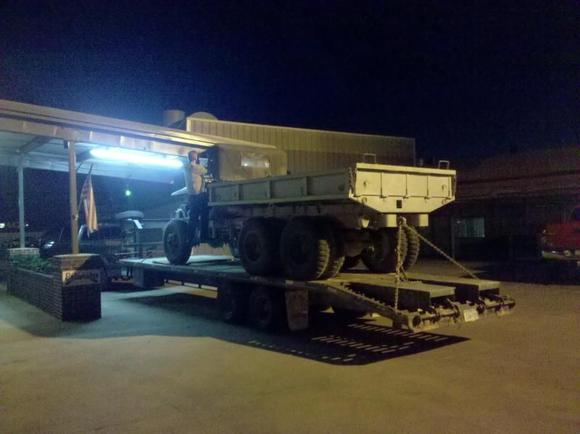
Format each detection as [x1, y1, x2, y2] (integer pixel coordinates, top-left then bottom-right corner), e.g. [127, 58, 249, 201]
[164, 144, 456, 281]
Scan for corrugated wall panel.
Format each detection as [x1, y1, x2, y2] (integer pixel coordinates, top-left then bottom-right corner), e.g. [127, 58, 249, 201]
[186, 118, 415, 173]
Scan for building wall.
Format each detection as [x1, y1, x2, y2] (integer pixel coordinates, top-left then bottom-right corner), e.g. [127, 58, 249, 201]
[186, 118, 415, 173]
[427, 190, 579, 261]
[424, 147, 580, 261]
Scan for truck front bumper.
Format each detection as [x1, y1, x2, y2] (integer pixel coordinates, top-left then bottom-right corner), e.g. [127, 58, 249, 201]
[541, 249, 580, 263]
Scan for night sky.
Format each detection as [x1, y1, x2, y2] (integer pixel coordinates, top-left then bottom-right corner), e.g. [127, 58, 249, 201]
[1, 0, 578, 158]
[0, 1, 578, 229]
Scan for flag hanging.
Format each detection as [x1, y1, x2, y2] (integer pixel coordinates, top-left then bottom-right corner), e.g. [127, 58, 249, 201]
[80, 174, 98, 234]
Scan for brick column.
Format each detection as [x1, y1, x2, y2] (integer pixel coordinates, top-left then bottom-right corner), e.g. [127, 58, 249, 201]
[50, 254, 105, 321]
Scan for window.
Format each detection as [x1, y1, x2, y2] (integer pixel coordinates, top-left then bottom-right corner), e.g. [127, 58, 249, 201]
[241, 152, 271, 169]
[455, 217, 485, 238]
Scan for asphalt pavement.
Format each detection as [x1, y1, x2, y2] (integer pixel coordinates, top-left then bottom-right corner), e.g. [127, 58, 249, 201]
[0, 260, 578, 433]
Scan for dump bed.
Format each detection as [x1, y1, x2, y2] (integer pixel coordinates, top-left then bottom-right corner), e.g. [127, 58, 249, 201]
[208, 162, 456, 214]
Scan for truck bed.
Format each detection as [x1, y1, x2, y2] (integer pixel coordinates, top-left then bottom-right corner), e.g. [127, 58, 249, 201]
[208, 162, 456, 214]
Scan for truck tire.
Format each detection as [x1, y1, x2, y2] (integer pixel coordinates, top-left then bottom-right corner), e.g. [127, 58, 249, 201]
[218, 283, 248, 324]
[319, 221, 346, 279]
[163, 219, 192, 265]
[239, 218, 281, 276]
[341, 255, 361, 271]
[361, 228, 408, 273]
[248, 287, 285, 331]
[280, 218, 331, 281]
[403, 225, 420, 270]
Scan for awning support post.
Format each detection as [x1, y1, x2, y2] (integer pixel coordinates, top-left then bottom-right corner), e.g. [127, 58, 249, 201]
[67, 140, 79, 254]
[17, 157, 25, 248]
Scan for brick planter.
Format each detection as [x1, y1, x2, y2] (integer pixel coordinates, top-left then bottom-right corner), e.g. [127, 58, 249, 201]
[6, 253, 104, 321]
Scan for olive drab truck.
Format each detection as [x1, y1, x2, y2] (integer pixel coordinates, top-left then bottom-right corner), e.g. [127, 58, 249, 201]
[164, 143, 455, 281]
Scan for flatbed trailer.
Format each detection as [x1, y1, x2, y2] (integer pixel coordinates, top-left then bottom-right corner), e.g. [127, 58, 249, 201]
[121, 256, 515, 332]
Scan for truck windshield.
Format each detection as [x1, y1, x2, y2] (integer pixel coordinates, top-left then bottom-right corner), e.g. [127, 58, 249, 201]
[217, 145, 287, 181]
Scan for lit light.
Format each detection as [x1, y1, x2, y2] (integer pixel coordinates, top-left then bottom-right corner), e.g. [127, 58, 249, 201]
[0, 223, 5, 229]
[124, 189, 132, 197]
[89, 148, 183, 168]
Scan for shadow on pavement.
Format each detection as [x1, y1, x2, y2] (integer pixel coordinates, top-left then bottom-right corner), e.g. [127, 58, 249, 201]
[124, 292, 469, 365]
[242, 317, 467, 365]
[1, 287, 468, 366]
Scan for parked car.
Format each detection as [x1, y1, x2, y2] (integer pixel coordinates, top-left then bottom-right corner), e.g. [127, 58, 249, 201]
[538, 205, 580, 265]
[40, 211, 166, 280]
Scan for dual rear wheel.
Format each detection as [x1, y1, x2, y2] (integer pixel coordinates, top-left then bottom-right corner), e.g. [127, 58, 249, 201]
[219, 283, 285, 331]
[239, 217, 343, 281]
[238, 217, 421, 280]
[360, 226, 420, 273]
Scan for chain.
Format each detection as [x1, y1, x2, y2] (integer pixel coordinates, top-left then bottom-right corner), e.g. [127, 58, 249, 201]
[347, 167, 355, 194]
[402, 221, 480, 280]
[393, 217, 406, 310]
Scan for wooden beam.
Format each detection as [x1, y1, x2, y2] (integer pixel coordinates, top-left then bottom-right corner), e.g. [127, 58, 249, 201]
[19, 136, 51, 154]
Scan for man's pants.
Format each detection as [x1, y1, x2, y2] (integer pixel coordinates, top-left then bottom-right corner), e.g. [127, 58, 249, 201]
[188, 193, 209, 243]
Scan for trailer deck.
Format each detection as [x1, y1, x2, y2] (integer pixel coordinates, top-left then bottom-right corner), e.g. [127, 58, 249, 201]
[121, 256, 515, 332]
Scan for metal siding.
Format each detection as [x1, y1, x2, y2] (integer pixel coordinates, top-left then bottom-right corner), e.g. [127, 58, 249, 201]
[186, 118, 414, 172]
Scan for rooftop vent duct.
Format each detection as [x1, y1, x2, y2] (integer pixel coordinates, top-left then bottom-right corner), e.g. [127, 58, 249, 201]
[162, 109, 186, 128]
[190, 111, 218, 120]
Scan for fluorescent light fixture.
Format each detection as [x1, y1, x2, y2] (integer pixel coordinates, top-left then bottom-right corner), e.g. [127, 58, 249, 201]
[89, 148, 183, 169]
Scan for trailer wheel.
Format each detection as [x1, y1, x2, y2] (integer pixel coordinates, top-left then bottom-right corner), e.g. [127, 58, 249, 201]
[319, 221, 346, 279]
[280, 218, 331, 280]
[332, 307, 368, 321]
[239, 218, 281, 276]
[218, 283, 248, 324]
[341, 255, 361, 271]
[248, 287, 285, 331]
[163, 219, 191, 265]
[361, 228, 408, 273]
[403, 225, 420, 270]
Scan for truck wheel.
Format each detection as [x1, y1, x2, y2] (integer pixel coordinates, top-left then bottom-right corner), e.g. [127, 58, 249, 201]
[403, 225, 420, 270]
[319, 221, 345, 279]
[218, 283, 248, 324]
[361, 228, 408, 273]
[341, 255, 361, 271]
[332, 306, 368, 321]
[163, 219, 192, 265]
[239, 218, 281, 276]
[280, 218, 331, 280]
[248, 287, 285, 331]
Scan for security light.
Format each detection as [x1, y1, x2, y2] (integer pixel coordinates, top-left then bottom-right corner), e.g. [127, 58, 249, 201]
[89, 148, 183, 169]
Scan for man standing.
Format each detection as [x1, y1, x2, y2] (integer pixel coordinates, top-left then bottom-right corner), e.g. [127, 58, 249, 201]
[184, 150, 208, 242]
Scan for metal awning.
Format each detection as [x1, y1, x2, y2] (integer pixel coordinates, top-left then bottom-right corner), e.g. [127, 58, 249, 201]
[0, 99, 268, 182]
[0, 99, 271, 252]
